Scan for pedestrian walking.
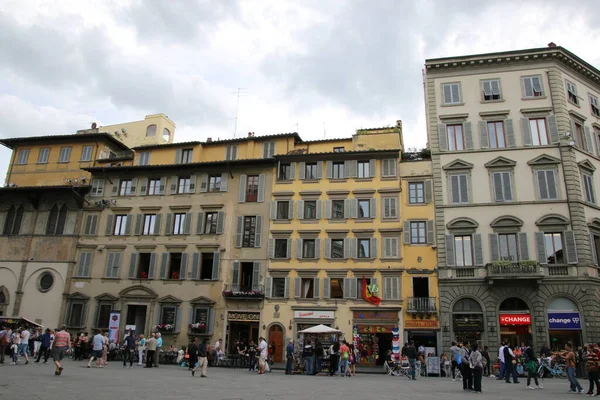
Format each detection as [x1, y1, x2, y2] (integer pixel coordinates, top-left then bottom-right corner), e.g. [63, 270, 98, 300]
[87, 329, 105, 368]
[35, 328, 52, 363]
[247, 340, 257, 372]
[450, 341, 460, 381]
[137, 334, 146, 366]
[19, 328, 30, 364]
[153, 332, 162, 367]
[470, 344, 484, 393]
[257, 336, 268, 375]
[303, 339, 314, 375]
[559, 343, 584, 394]
[144, 333, 157, 368]
[0, 325, 8, 364]
[286, 339, 294, 375]
[33, 328, 42, 358]
[123, 330, 136, 368]
[497, 342, 506, 380]
[525, 345, 542, 389]
[52, 326, 71, 376]
[338, 341, 350, 377]
[188, 338, 198, 375]
[194, 339, 208, 377]
[586, 343, 600, 396]
[101, 332, 109, 366]
[406, 341, 418, 380]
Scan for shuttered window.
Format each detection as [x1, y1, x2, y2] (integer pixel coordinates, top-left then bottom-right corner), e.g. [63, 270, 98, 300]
[482, 79, 501, 101]
[492, 171, 513, 202]
[442, 83, 461, 104]
[536, 169, 558, 200]
[582, 172, 596, 204]
[449, 174, 469, 204]
[454, 236, 473, 267]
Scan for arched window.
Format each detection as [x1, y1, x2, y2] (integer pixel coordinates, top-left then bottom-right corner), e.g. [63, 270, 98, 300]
[3, 205, 24, 235]
[163, 128, 170, 141]
[0, 291, 5, 304]
[499, 297, 529, 311]
[453, 298, 483, 313]
[47, 205, 67, 234]
[146, 124, 157, 137]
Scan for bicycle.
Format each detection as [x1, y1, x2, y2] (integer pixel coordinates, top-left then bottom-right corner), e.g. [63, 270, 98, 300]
[537, 358, 566, 379]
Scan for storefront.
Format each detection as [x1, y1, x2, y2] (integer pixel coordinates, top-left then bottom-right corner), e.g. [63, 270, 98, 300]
[352, 310, 399, 366]
[404, 319, 439, 355]
[226, 311, 260, 353]
[452, 298, 484, 345]
[547, 297, 582, 349]
[293, 310, 336, 355]
[499, 297, 532, 347]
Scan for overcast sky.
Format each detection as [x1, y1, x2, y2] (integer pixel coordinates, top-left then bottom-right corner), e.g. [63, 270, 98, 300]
[1, 0, 599, 182]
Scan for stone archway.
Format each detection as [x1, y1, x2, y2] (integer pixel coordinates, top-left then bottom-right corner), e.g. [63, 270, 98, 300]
[267, 323, 286, 363]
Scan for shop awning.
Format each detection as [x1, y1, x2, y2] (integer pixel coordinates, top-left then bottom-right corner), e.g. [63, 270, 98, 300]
[0, 316, 43, 327]
[298, 324, 341, 334]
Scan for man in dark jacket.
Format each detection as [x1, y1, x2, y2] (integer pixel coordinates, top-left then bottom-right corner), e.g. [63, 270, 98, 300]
[285, 339, 294, 375]
[192, 339, 208, 377]
[406, 341, 418, 380]
[504, 344, 519, 383]
[35, 329, 52, 363]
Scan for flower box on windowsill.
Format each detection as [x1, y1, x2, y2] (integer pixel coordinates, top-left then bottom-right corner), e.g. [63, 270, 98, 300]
[188, 324, 209, 335]
[155, 324, 176, 333]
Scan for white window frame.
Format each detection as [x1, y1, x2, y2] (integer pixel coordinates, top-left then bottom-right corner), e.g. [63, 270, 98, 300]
[408, 182, 424, 204]
[91, 179, 104, 197]
[147, 178, 161, 195]
[410, 221, 427, 244]
[208, 175, 221, 192]
[446, 124, 465, 151]
[357, 238, 371, 258]
[58, 147, 71, 163]
[178, 177, 191, 194]
[522, 75, 544, 98]
[357, 161, 370, 178]
[271, 277, 287, 298]
[357, 199, 371, 219]
[332, 162, 345, 179]
[454, 235, 474, 267]
[119, 179, 133, 196]
[204, 212, 218, 234]
[17, 149, 29, 165]
[180, 149, 193, 163]
[37, 148, 50, 164]
[80, 146, 93, 162]
[225, 145, 238, 161]
[529, 118, 549, 146]
[442, 82, 461, 104]
[487, 121, 506, 149]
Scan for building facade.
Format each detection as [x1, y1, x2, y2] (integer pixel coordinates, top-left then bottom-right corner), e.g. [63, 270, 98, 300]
[425, 44, 600, 353]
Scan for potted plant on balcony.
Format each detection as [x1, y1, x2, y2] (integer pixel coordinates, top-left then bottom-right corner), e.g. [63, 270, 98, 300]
[188, 323, 207, 334]
[155, 324, 175, 332]
[222, 289, 264, 298]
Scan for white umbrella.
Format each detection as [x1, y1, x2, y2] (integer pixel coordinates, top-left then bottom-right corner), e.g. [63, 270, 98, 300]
[298, 324, 341, 334]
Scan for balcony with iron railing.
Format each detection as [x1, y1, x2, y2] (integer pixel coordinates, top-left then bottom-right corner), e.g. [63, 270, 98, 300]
[407, 297, 437, 313]
[222, 284, 265, 300]
[486, 261, 544, 278]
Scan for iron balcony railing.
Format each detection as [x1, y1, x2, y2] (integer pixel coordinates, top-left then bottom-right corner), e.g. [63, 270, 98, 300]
[486, 261, 543, 277]
[222, 284, 264, 299]
[407, 297, 437, 313]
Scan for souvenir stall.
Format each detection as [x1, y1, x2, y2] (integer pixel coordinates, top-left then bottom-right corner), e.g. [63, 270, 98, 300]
[0, 316, 42, 329]
[296, 324, 342, 374]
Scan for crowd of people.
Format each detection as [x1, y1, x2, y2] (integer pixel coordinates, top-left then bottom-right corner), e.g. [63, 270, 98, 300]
[446, 340, 600, 395]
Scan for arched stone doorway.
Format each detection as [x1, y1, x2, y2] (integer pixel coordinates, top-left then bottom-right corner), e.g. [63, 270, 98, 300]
[268, 324, 285, 363]
[452, 297, 485, 345]
[499, 297, 532, 347]
[547, 297, 582, 349]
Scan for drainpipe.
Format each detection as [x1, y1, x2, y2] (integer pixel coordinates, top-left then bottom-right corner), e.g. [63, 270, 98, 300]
[546, 70, 575, 231]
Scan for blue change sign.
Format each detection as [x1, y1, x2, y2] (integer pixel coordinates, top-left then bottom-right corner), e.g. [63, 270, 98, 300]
[548, 312, 582, 330]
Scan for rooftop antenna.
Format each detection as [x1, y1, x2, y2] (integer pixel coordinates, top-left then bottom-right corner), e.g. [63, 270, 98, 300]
[232, 88, 247, 138]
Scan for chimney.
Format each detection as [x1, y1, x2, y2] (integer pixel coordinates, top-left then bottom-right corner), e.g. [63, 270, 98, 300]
[207, 137, 212, 143]
[548, 42, 557, 47]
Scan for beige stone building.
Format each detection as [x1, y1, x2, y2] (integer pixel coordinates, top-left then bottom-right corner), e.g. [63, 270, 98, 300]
[425, 43, 600, 352]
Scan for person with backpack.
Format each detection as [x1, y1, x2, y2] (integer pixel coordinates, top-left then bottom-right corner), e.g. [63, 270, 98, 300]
[338, 340, 350, 377]
[525, 344, 542, 389]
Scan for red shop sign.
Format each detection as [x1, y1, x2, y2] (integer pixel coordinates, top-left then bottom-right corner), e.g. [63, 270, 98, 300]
[499, 314, 531, 325]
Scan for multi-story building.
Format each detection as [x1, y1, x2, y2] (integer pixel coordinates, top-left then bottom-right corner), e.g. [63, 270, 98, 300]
[399, 153, 439, 349]
[425, 43, 600, 352]
[0, 132, 132, 325]
[261, 123, 406, 365]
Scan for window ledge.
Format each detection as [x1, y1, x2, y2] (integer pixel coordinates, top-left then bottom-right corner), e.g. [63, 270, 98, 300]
[441, 102, 465, 107]
[301, 179, 320, 183]
[407, 202, 426, 206]
[355, 219, 375, 223]
[353, 258, 376, 262]
[295, 298, 319, 303]
[480, 99, 505, 104]
[72, 277, 92, 281]
[381, 176, 398, 181]
[381, 218, 400, 222]
[329, 178, 348, 183]
[380, 257, 403, 261]
[300, 220, 319, 224]
[271, 257, 291, 261]
[521, 96, 548, 101]
[328, 219, 348, 223]
[101, 278, 121, 282]
[355, 178, 374, 182]
[275, 180, 293, 184]
[568, 100, 582, 109]
[298, 258, 319, 263]
[273, 220, 292, 224]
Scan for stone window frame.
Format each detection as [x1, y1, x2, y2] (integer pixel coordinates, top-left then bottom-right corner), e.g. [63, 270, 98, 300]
[588, 218, 600, 267]
[534, 214, 577, 265]
[578, 160, 596, 205]
[484, 156, 517, 203]
[527, 154, 562, 202]
[268, 230, 292, 260]
[489, 216, 530, 262]
[442, 159, 474, 205]
[444, 218, 482, 268]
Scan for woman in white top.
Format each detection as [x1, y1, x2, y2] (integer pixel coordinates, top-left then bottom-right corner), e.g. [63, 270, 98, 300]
[137, 334, 146, 366]
[11, 330, 21, 364]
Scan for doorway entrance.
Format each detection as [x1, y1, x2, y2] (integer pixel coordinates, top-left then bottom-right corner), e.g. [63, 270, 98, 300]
[268, 325, 284, 362]
[228, 322, 259, 352]
[126, 305, 147, 336]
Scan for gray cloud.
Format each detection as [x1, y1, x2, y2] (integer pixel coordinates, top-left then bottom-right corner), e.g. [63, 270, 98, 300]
[0, 13, 229, 127]
[119, 0, 240, 42]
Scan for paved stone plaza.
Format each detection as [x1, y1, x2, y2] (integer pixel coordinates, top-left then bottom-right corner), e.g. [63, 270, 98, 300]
[0, 362, 583, 400]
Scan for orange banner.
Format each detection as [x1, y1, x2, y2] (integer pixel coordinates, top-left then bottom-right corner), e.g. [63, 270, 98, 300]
[404, 320, 439, 329]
